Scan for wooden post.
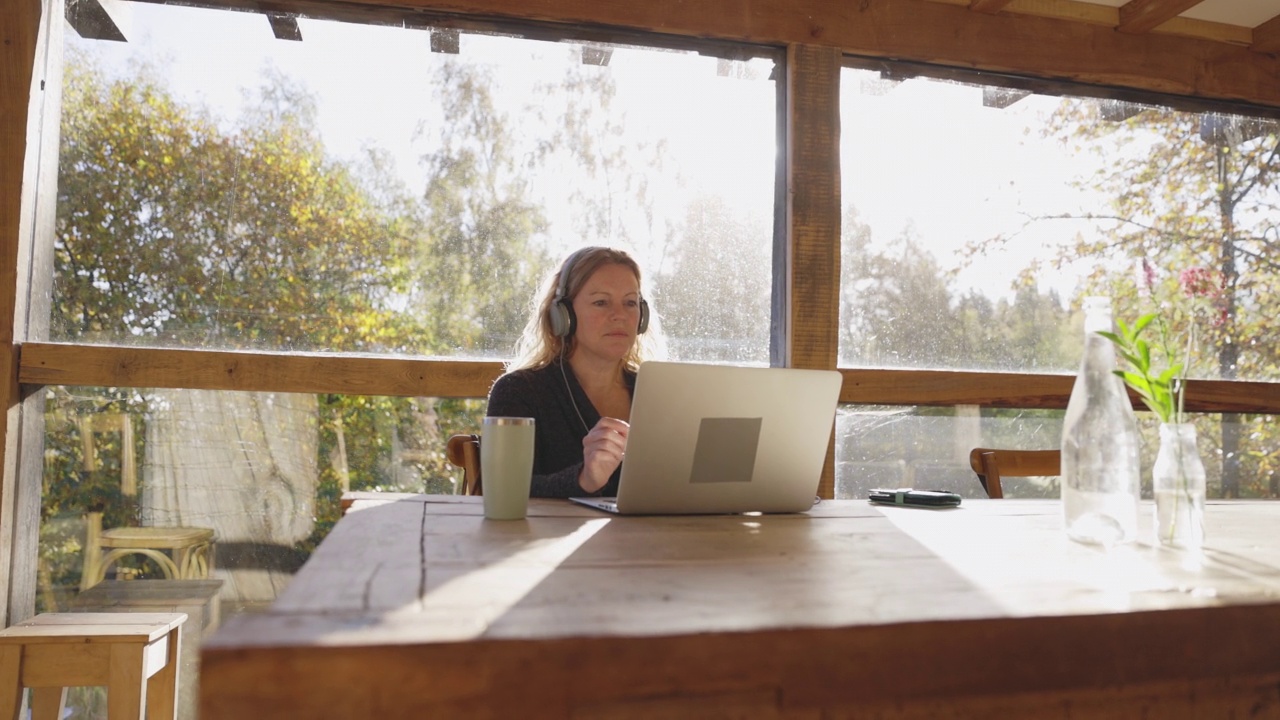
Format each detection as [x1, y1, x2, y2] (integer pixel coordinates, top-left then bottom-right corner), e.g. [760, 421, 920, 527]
[786, 44, 841, 498]
[1, 0, 62, 626]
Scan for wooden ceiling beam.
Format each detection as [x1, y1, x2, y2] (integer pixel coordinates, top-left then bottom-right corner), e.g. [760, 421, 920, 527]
[1253, 13, 1280, 55]
[1117, 0, 1204, 35]
[969, 0, 1015, 14]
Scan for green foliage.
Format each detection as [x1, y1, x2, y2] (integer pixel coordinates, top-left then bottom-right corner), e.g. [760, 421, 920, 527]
[840, 212, 1075, 372]
[412, 60, 550, 356]
[1098, 313, 1184, 423]
[56, 50, 419, 351]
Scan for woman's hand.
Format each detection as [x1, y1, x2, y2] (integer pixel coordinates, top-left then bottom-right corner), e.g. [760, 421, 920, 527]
[578, 417, 630, 493]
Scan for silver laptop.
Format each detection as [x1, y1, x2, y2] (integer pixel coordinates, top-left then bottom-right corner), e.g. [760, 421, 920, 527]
[570, 361, 842, 515]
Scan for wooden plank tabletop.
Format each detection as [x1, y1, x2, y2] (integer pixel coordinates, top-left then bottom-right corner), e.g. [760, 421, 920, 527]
[200, 495, 1280, 719]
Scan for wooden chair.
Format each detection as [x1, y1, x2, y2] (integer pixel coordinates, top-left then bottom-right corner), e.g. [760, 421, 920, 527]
[445, 434, 483, 495]
[78, 413, 216, 591]
[0, 612, 187, 720]
[968, 448, 1061, 499]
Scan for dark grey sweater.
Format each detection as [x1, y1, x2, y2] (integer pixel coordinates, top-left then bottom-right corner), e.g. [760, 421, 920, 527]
[486, 358, 635, 498]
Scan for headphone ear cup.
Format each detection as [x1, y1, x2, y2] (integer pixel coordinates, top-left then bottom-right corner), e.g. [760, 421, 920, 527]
[638, 299, 650, 335]
[549, 299, 576, 338]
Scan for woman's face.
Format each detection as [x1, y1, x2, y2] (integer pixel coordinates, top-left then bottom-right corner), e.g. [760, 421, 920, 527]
[570, 262, 642, 364]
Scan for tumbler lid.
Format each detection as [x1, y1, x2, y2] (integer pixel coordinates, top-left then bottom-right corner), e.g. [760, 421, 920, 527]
[484, 416, 535, 426]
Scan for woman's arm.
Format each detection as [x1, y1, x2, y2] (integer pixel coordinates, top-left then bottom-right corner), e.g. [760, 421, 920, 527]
[486, 370, 591, 498]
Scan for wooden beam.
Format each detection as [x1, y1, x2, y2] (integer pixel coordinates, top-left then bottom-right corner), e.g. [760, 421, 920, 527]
[786, 45, 841, 373]
[2, 0, 61, 628]
[969, 0, 1015, 14]
[838, 368, 1280, 414]
[18, 344, 1280, 415]
[786, 44, 841, 498]
[1117, 0, 1203, 35]
[18, 343, 505, 398]
[0, 0, 40, 631]
[1154, 15, 1250, 46]
[1253, 13, 1280, 55]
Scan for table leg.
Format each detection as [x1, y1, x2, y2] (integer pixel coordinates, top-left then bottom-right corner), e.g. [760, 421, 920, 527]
[145, 628, 181, 720]
[107, 643, 145, 720]
[0, 646, 22, 720]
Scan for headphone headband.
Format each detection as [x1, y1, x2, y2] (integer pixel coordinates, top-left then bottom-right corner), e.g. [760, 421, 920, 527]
[554, 247, 593, 305]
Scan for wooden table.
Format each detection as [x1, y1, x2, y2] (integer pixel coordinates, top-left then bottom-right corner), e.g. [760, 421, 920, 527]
[200, 495, 1280, 718]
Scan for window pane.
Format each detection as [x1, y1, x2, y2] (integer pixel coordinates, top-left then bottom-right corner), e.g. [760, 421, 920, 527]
[40, 386, 484, 614]
[839, 64, 1280, 383]
[835, 406, 1277, 500]
[57, 7, 778, 363]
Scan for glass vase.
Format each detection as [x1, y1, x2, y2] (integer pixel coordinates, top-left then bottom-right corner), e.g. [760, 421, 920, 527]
[1152, 422, 1206, 550]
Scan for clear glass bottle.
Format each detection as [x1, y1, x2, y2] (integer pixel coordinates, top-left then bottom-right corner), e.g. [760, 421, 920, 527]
[1061, 296, 1140, 546]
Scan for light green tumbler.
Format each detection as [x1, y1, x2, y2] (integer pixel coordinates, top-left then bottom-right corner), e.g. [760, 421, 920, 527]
[481, 416, 536, 520]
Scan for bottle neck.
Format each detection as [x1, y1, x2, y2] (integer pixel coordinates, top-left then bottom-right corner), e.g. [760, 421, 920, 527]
[1083, 311, 1112, 335]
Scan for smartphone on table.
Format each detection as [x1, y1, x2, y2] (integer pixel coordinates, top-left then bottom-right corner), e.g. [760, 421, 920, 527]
[868, 488, 962, 508]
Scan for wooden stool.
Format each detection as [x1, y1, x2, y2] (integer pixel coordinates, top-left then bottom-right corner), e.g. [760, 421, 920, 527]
[0, 612, 186, 720]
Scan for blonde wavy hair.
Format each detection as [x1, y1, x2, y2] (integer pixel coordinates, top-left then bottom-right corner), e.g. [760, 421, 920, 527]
[507, 247, 665, 372]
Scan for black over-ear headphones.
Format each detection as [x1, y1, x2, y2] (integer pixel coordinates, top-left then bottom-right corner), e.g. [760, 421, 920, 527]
[549, 248, 650, 338]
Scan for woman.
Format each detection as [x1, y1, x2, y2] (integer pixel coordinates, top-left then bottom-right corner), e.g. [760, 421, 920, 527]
[486, 247, 664, 497]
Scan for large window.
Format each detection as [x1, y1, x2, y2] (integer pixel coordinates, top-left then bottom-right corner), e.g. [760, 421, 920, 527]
[57, 5, 779, 361]
[838, 63, 1280, 381]
[836, 61, 1280, 499]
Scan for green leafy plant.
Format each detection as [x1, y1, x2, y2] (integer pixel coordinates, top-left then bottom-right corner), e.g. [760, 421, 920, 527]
[1098, 313, 1188, 424]
[1100, 267, 1220, 425]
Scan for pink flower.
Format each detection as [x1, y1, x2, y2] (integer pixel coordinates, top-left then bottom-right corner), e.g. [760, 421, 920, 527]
[1179, 267, 1219, 298]
[1137, 257, 1156, 297]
